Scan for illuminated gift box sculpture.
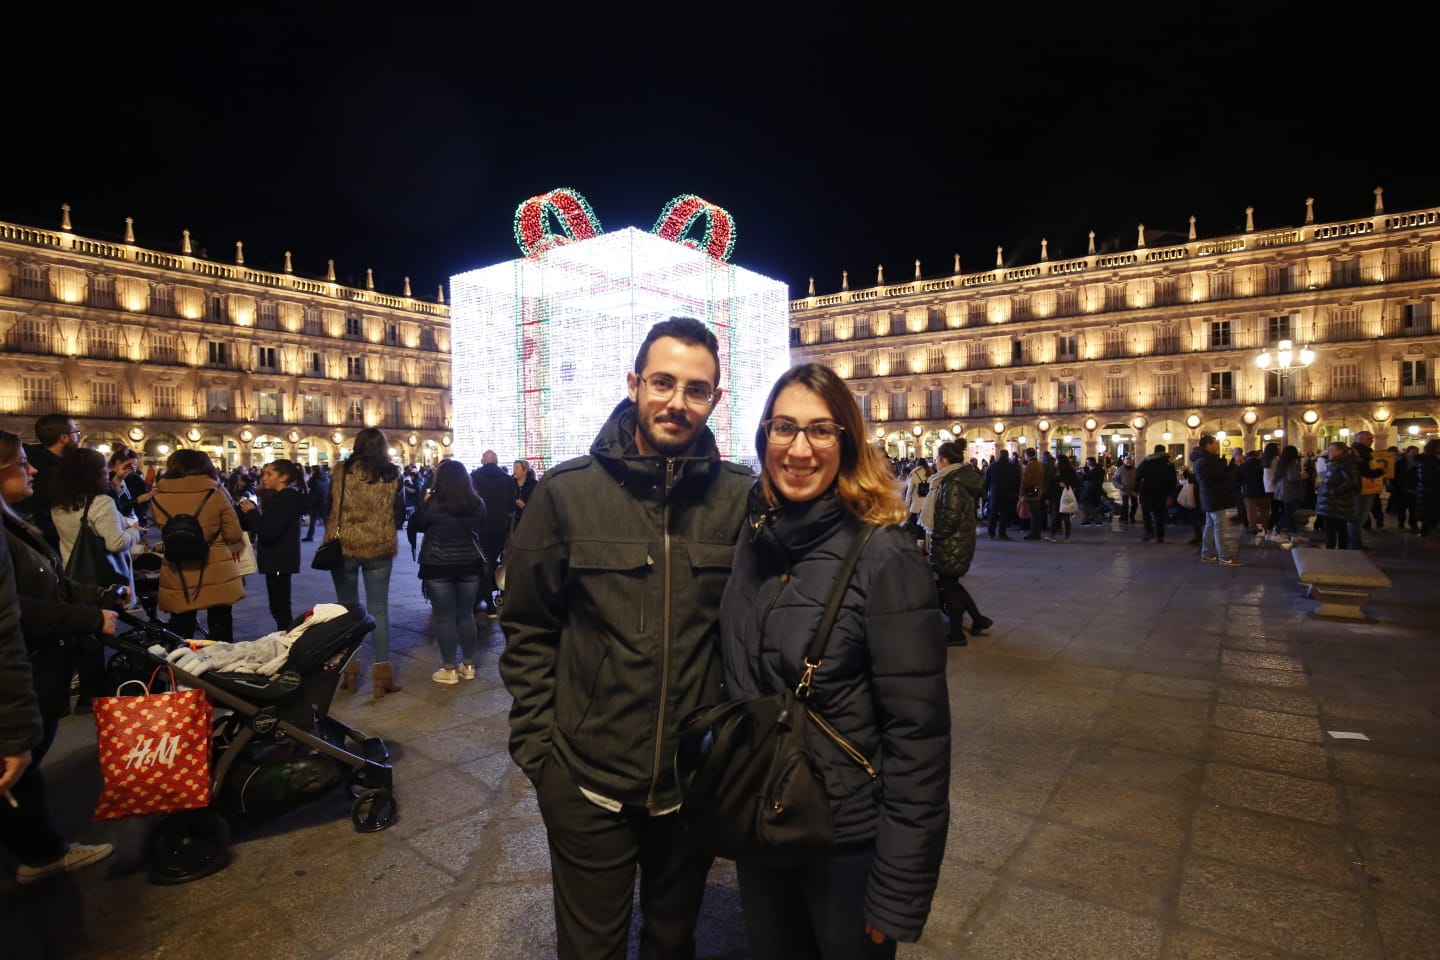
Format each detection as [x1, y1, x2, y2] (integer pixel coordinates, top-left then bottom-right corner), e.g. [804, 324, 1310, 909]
[449, 192, 790, 470]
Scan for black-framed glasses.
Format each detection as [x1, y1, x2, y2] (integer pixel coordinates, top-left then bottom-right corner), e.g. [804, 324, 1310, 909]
[638, 374, 718, 408]
[763, 419, 845, 448]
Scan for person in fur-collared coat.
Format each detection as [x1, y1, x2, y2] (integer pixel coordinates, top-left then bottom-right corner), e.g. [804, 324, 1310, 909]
[152, 449, 245, 643]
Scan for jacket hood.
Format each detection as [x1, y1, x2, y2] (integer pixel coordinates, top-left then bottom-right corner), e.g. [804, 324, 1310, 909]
[1190, 448, 1210, 465]
[750, 487, 850, 561]
[590, 397, 723, 499]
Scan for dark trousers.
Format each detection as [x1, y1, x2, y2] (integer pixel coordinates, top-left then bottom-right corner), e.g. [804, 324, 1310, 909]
[264, 572, 293, 632]
[535, 758, 713, 960]
[1140, 498, 1168, 542]
[1122, 494, 1139, 522]
[735, 845, 895, 960]
[987, 495, 1014, 536]
[166, 605, 234, 643]
[0, 719, 66, 866]
[936, 575, 982, 639]
[304, 510, 326, 540]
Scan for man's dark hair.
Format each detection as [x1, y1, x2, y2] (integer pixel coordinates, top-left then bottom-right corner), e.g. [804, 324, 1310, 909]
[1199, 434, 1217, 448]
[633, 317, 720, 386]
[35, 413, 74, 447]
[1154, 444, 1167, 454]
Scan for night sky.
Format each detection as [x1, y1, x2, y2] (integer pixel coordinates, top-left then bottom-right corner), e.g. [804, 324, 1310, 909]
[4, 7, 1431, 302]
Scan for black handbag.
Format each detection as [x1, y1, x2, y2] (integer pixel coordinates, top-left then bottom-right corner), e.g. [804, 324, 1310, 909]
[311, 471, 346, 571]
[66, 496, 130, 590]
[675, 523, 878, 865]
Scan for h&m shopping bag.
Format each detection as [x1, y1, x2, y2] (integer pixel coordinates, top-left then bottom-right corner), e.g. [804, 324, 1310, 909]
[92, 667, 213, 821]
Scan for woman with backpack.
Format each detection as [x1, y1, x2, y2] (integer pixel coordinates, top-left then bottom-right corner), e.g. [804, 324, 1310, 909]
[151, 448, 246, 643]
[407, 459, 487, 685]
[236, 459, 307, 632]
[326, 428, 406, 698]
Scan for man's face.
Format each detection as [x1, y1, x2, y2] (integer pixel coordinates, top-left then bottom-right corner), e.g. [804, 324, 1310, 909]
[1205, 439, 1220, 455]
[626, 336, 721, 457]
[63, 421, 80, 447]
[1356, 432, 1373, 447]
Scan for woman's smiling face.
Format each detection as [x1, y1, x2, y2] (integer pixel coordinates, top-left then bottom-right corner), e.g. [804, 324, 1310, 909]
[764, 384, 841, 503]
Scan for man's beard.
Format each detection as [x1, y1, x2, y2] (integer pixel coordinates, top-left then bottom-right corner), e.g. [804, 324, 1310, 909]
[638, 411, 698, 457]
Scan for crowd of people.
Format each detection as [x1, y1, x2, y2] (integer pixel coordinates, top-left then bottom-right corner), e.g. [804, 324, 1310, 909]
[3, 331, 1439, 957]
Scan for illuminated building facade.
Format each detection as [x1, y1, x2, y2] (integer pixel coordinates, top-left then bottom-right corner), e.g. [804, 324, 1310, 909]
[0, 207, 452, 469]
[450, 227, 790, 470]
[788, 191, 1440, 462]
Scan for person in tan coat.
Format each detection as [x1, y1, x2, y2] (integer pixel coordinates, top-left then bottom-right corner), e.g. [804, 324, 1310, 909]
[152, 449, 245, 643]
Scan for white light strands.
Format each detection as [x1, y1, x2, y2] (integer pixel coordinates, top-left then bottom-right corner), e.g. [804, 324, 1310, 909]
[451, 225, 788, 470]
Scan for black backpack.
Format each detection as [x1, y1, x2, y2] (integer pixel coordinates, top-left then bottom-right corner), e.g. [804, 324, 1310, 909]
[153, 488, 217, 564]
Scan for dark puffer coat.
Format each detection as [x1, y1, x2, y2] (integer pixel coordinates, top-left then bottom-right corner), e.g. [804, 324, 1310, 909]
[238, 486, 303, 575]
[928, 463, 982, 577]
[1414, 453, 1440, 523]
[1316, 456, 1359, 520]
[717, 491, 949, 942]
[1191, 447, 1236, 512]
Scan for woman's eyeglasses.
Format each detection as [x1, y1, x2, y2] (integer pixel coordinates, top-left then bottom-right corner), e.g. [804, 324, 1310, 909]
[763, 420, 845, 448]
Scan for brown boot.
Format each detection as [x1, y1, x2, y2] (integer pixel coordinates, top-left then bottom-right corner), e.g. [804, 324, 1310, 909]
[372, 662, 402, 699]
[339, 658, 361, 692]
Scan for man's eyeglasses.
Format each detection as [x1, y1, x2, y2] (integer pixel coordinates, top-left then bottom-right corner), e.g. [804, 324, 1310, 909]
[638, 374, 717, 408]
[763, 419, 845, 448]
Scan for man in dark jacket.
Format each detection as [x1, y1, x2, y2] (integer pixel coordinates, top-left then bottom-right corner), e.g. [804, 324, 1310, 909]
[926, 441, 991, 644]
[1134, 445, 1179, 543]
[1192, 435, 1241, 564]
[18, 413, 81, 549]
[983, 448, 1021, 539]
[470, 450, 515, 614]
[499, 317, 752, 960]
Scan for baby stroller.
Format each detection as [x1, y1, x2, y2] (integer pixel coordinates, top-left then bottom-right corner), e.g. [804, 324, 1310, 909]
[131, 549, 162, 621]
[108, 604, 396, 884]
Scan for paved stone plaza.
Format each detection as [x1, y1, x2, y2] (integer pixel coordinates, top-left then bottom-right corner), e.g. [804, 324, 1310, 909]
[4, 519, 1438, 960]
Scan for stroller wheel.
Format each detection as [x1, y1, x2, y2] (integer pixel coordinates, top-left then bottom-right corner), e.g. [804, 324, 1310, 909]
[143, 808, 232, 885]
[350, 788, 397, 833]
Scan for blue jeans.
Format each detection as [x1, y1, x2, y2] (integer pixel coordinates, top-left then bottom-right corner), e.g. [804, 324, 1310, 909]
[736, 845, 896, 960]
[1348, 493, 1376, 549]
[331, 555, 394, 661]
[427, 576, 480, 666]
[1202, 509, 1237, 560]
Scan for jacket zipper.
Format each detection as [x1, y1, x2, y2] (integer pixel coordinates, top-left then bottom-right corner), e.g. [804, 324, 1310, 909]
[649, 457, 678, 806]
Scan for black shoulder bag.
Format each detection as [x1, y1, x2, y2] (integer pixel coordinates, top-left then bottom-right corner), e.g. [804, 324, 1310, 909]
[65, 495, 130, 591]
[311, 469, 346, 571]
[675, 523, 879, 865]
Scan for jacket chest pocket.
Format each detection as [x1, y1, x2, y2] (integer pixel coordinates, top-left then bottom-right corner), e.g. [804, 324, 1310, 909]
[687, 541, 736, 608]
[570, 541, 654, 634]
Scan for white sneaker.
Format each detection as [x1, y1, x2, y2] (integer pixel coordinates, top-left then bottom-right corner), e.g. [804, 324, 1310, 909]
[457, 663, 476, 681]
[16, 842, 115, 884]
[432, 668, 460, 685]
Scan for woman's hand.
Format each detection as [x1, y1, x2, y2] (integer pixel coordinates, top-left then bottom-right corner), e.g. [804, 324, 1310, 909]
[864, 922, 887, 945]
[237, 498, 255, 513]
[0, 751, 32, 794]
[99, 609, 120, 635]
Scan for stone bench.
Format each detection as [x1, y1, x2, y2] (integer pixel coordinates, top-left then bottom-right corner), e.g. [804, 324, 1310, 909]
[1292, 548, 1392, 620]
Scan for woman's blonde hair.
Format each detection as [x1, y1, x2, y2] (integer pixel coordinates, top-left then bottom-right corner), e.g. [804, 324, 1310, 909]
[756, 363, 907, 526]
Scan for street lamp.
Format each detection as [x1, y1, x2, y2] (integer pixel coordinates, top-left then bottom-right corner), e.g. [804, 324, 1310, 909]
[1255, 339, 1315, 446]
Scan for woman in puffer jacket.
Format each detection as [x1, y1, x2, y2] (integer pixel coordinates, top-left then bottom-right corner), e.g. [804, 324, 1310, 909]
[922, 439, 991, 645]
[407, 459, 487, 685]
[717, 363, 949, 957]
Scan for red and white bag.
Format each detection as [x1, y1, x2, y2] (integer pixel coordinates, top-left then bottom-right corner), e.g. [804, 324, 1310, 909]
[92, 667, 213, 821]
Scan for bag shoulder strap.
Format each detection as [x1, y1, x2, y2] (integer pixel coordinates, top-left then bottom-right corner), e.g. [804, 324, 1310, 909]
[802, 522, 878, 668]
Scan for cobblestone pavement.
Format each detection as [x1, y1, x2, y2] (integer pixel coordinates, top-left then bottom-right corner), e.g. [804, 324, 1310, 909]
[5, 517, 1438, 960]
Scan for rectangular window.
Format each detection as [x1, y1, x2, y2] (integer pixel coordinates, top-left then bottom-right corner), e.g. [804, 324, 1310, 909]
[386, 323, 400, 345]
[927, 307, 946, 331]
[1332, 258, 1359, 287]
[90, 381, 119, 414]
[302, 394, 325, 422]
[1209, 371, 1234, 402]
[420, 328, 438, 350]
[153, 384, 177, 416]
[1402, 359, 1430, 394]
[257, 391, 280, 421]
[967, 301, 987, 325]
[1055, 335, 1077, 362]
[1055, 289, 1078, 317]
[210, 295, 225, 321]
[421, 400, 439, 425]
[1104, 376, 1126, 402]
[385, 357, 402, 382]
[304, 307, 324, 336]
[853, 352, 873, 379]
[153, 285, 175, 317]
[1209, 320, 1232, 349]
[888, 393, 906, 421]
[1104, 328, 1125, 358]
[22, 376, 53, 403]
[1010, 382, 1032, 412]
[1267, 315, 1292, 343]
[347, 398, 365, 422]
[889, 311, 906, 333]
[15, 318, 49, 352]
[207, 340, 229, 366]
[1011, 339, 1025, 364]
[346, 356, 365, 380]
[1011, 296, 1031, 322]
[926, 346, 944, 372]
[856, 394, 871, 421]
[1154, 278, 1178, 307]
[258, 301, 278, 329]
[346, 316, 363, 339]
[926, 388, 945, 418]
[965, 385, 987, 414]
[1104, 284, 1125, 311]
[1403, 302, 1432, 334]
[1400, 249, 1428, 281]
[207, 388, 230, 414]
[1208, 273, 1233, 301]
[87, 325, 118, 359]
[1331, 363, 1359, 390]
[1153, 373, 1180, 405]
[1154, 323, 1180, 354]
[967, 342, 989, 369]
[853, 314, 871, 339]
[255, 346, 277, 371]
[309, 351, 323, 374]
[1057, 380, 1079, 412]
[90, 275, 116, 309]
